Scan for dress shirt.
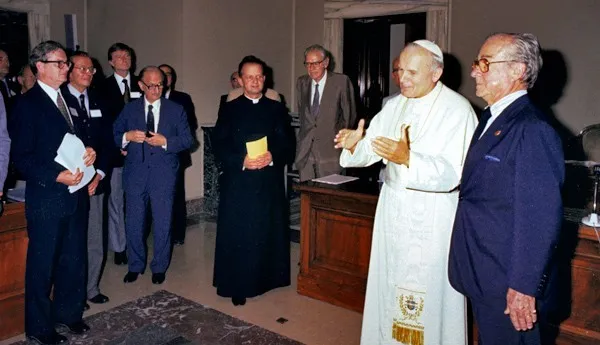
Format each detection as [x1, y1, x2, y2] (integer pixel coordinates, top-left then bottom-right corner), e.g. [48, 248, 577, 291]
[37, 80, 73, 129]
[67, 83, 105, 179]
[311, 71, 327, 105]
[114, 72, 132, 95]
[480, 90, 528, 138]
[122, 98, 166, 150]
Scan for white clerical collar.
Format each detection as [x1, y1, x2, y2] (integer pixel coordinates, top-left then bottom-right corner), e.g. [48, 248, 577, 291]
[489, 90, 528, 117]
[245, 94, 262, 104]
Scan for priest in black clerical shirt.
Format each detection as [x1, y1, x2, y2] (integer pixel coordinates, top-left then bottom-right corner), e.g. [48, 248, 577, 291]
[212, 55, 295, 306]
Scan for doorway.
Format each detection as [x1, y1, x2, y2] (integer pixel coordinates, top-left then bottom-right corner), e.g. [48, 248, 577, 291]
[343, 12, 426, 124]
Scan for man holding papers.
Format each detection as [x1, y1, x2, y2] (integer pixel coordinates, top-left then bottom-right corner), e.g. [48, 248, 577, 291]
[11, 41, 96, 345]
[213, 55, 295, 306]
[113, 66, 193, 285]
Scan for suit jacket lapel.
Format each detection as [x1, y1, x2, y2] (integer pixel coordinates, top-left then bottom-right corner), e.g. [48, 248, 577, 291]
[34, 84, 73, 135]
[302, 77, 316, 122]
[462, 95, 529, 183]
[157, 99, 167, 134]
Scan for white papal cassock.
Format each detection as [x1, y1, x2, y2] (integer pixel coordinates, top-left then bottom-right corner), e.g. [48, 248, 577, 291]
[340, 82, 477, 345]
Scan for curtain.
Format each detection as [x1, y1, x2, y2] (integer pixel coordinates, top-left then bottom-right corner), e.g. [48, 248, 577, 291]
[323, 18, 344, 73]
[27, 12, 50, 49]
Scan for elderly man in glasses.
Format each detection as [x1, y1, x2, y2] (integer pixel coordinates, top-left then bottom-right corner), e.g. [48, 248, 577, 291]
[113, 66, 194, 286]
[335, 40, 477, 345]
[449, 33, 564, 345]
[61, 51, 113, 310]
[11, 40, 97, 344]
[296, 44, 357, 181]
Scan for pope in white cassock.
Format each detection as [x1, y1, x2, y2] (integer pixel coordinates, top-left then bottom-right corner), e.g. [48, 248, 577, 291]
[335, 40, 477, 345]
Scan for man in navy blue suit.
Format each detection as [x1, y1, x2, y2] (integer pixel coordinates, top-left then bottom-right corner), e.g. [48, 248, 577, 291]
[114, 66, 193, 285]
[449, 33, 565, 345]
[62, 51, 113, 309]
[11, 41, 96, 345]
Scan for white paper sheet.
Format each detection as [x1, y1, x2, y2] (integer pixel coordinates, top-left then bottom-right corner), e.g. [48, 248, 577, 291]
[312, 174, 359, 185]
[54, 133, 96, 193]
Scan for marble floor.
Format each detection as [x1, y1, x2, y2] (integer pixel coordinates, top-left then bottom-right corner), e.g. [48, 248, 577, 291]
[0, 221, 362, 345]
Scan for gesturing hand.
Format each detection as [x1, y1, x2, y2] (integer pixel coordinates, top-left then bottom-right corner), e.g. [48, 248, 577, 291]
[126, 130, 146, 144]
[145, 132, 167, 147]
[504, 288, 537, 331]
[372, 124, 411, 166]
[334, 119, 365, 153]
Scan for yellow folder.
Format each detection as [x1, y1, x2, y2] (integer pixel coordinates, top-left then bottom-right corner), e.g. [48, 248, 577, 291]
[246, 136, 268, 159]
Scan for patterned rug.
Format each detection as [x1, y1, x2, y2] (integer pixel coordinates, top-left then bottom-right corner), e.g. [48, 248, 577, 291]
[12, 291, 303, 345]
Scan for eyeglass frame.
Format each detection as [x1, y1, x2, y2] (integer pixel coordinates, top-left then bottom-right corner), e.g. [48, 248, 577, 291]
[472, 58, 520, 73]
[73, 65, 97, 74]
[303, 59, 325, 68]
[41, 60, 72, 69]
[140, 80, 164, 91]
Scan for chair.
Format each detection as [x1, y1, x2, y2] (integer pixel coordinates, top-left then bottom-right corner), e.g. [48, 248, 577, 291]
[579, 123, 600, 163]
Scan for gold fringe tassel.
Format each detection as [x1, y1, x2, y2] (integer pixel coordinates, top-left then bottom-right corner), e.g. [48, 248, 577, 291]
[392, 323, 424, 345]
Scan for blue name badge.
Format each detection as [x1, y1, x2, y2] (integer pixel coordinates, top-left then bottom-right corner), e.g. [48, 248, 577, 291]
[484, 154, 501, 162]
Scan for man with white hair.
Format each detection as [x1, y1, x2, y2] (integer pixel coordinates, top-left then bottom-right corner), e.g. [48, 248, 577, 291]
[335, 40, 477, 345]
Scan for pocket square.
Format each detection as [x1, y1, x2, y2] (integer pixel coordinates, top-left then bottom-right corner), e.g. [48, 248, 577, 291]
[484, 154, 501, 162]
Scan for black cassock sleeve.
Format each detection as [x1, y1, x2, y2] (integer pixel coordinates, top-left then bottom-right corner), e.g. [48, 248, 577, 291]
[270, 102, 296, 168]
[213, 102, 246, 173]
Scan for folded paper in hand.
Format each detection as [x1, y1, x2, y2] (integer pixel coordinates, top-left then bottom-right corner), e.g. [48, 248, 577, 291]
[54, 133, 96, 193]
[246, 136, 268, 159]
[312, 174, 359, 185]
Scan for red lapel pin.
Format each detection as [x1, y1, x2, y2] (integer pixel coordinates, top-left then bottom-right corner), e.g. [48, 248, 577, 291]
[494, 130, 502, 136]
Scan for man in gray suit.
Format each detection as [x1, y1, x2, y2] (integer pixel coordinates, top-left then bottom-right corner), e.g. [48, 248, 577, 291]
[296, 44, 356, 181]
[0, 92, 10, 200]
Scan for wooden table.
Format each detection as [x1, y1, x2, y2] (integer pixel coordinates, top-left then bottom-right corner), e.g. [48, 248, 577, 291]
[295, 180, 379, 313]
[295, 181, 600, 344]
[0, 202, 28, 341]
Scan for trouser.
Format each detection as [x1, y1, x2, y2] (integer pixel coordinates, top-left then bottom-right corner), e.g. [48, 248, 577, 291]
[108, 167, 126, 252]
[86, 193, 105, 298]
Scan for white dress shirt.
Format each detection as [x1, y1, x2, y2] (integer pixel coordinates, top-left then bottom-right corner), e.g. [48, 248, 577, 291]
[37, 80, 73, 129]
[480, 90, 528, 138]
[311, 71, 328, 105]
[114, 72, 132, 95]
[122, 98, 166, 150]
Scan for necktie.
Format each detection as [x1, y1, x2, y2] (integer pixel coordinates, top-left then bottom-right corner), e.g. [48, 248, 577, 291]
[79, 94, 88, 117]
[56, 92, 74, 132]
[122, 79, 130, 103]
[311, 83, 320, 115]
[146, 105, 155, 135]
[471, 107, 492, 145]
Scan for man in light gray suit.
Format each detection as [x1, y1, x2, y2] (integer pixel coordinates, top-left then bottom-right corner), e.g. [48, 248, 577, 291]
[296, 44, 356, 181]
[0, 92, 10, 200]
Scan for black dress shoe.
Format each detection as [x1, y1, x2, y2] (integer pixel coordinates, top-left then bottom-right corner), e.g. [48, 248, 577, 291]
[89, 293, 109, 304]
[27, 332, 67, 345]
[152, 272, 165, 284]
[114, 251, 128, 265]
[83, 302, 90, 311]
[232, 297, 246, 306]
[123, 271, 139, 283]
[56, 320, 90, 335]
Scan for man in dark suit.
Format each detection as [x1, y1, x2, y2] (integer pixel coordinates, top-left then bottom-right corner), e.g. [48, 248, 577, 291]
[448, 33, 564, 345]
[296, 44, 356, 181]
[114, 66, 193, 285]
[159, 64, 198, 245]
[62, 51, 113, 308]
[102, 42, 141, 266]
[11, 40, 96, 345]
[0, 49, 20, 111]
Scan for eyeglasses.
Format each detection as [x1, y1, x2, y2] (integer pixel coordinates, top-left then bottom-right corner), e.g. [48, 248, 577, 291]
[303, 59, 325, 68]
[392, 68, 399, 73]
[472, 58, 519, 73]
[73, 66, 96, 74]
[141, 81, 164, 91]
[41, 60, 72, 69]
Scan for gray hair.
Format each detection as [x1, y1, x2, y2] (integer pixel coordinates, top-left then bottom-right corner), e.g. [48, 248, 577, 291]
[304, 44, 327, 60]
[404, 42, 444, 71]
[490, 32, 543, 88]
[29, 40, 65, 74]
